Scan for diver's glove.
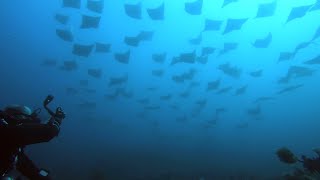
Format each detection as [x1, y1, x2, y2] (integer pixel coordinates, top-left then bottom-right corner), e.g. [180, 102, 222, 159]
[53, 107, 65, 126]
[43, 95, 54, 107]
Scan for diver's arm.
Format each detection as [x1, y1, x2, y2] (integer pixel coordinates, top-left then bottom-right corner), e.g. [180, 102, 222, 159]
[0, 122, 60, 146]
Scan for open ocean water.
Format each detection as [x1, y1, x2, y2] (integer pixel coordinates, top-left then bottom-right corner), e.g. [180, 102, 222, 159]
[1, 0, 320, 179]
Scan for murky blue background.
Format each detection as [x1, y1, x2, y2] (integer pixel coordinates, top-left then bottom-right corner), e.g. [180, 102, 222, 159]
[0, 0, 320, 179]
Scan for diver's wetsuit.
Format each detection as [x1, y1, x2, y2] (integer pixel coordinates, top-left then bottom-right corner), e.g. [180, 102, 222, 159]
[301, 155, 320, 173]
[0, 111, 60, 180]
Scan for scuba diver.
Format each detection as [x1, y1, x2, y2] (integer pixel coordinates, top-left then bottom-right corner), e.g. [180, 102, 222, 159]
[0, 95, 66, 180]
[276, 147, 320, 179]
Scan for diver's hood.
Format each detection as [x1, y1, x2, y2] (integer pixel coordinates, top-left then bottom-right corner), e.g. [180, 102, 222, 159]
[3, 105, 40, 124]
[5, 105, 33, 116]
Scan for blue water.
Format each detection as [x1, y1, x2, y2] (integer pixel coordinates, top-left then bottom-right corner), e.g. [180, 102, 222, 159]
[1, 0, 320, 179]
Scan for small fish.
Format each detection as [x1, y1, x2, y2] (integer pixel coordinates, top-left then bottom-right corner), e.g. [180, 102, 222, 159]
[87, 0, 104, 13]
[207, 79, 220, 91]
[249, 69, 263, 77]
[223, 18, 248, 35]
[145, 105, 160, 110]
[216, 107, 226, 115]
[185, 0, 203, 15]
[60, 60, 78, 71]
[152, 69, 164, 77]
[80, 14, 101, 29]
[254, 96, 275, 103]
[137, 98, 149, 104]
[160, 94, 172, 100]
[147, 2, 164, 20]
[195, 99, 207, 106]
[247, 105, 261, 116]
[218, 63, 241, 78]
[234, 85, 247, 96]
[217, 86, 232, 94]
[41, 58, 57, 67]
[88, 68, 102, 79]
[277, 84, 304, 94]
[304, 55, 320, 65]
[124, 2, 142, 19]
